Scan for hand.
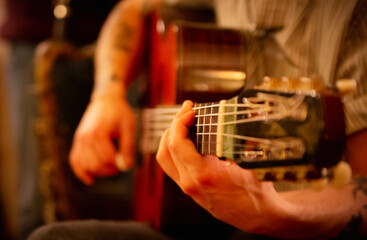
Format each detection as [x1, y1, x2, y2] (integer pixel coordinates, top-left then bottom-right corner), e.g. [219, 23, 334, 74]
[69, 97, 136, 185]
[156, 101, 288, 235]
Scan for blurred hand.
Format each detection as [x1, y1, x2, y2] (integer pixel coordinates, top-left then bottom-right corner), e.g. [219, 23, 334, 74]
[156, 101, 285, 234]
[69, 97, 136, 185]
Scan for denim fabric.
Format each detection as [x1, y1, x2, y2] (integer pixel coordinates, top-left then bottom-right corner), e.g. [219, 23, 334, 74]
[4, 41, 44, 240]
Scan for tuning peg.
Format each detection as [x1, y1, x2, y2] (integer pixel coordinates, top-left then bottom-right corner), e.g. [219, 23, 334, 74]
[310, 178, 328, 191]
[335, 79, 357, 96]
[330, 161, 352, 188]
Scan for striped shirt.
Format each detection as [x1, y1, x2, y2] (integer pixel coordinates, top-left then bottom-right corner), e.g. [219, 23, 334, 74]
[214, 0, 367, 135]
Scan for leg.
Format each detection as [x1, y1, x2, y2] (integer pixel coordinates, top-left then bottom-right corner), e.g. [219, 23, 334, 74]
[27, 220, 174, 240]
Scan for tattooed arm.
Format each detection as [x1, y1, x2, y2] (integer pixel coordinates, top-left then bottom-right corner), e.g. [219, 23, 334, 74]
[69, 0, 162, 184]
[93, 0, 160, 98]
[277, 129, 367, 238]
[342, 129, 367, 236]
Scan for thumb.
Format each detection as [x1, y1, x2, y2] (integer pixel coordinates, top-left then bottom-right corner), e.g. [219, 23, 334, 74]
[117, 112, 136, 171]
[115, 152, 130, 171]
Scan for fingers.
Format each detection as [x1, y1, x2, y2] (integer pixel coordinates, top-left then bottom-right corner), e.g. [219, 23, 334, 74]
[157, 101, 195, 182]
[93, 133, 119, 171]
[69, 145, 95, 185]
[157, 100, 246, 193]
[175, 100, 194, 118]
[157, 100, 201, 191]
[119, 105, 136, 170]
[156, 129, 180, 183]
[167, 101, 200, 167]
[69, 99, 137, 184]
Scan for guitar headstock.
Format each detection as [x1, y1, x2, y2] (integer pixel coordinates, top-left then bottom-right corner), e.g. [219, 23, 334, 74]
[210, 77, 356, 189]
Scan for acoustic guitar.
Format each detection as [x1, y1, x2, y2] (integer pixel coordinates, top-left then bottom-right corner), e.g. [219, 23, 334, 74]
[133, 14, 354, 239]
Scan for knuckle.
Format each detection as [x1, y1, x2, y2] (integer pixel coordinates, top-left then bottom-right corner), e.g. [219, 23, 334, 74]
[156, 149, 163, 163]
[89, 161, 101, 173]
[75, 128, 96, 141]
[180, 172, 213, 197]
[180, 181, 199, 196]
[69, 150, 78, 167]
[167, 137, 180, 153]
[195, 172, 214, 189]
[88, 127, 101, 138]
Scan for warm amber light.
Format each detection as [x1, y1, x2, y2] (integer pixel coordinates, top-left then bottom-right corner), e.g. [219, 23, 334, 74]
[54, 5, 68, 19]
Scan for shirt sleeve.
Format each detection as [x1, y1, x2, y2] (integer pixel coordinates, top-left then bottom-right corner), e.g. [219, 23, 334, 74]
[335, 0, 367, 135]
[163, 0, 213, 8]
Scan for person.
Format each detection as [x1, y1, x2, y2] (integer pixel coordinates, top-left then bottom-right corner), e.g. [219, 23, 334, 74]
[30, 0, 367, 239]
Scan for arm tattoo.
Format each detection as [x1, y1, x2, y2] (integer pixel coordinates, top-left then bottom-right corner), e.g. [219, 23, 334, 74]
[352, 177, 367, 199]
[109, 74, 121, 82]
[343, 177, 367, 236]
[94, 74, 121, 92]
[344, 212, 364, 236]
[142, 0, 153, 15]
[113, 22, 135, 52]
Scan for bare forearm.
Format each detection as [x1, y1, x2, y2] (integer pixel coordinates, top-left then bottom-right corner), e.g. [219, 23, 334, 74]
[275, 180, 367, 239]
[234, 129, 367, 239]
[275, 130, 367, 239]
[93, 0, 161, 99]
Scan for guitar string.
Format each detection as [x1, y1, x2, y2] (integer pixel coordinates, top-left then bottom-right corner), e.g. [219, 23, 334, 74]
[194, 150, 265, 157]
[142, 140, 284, 158]
[143, 95, 303, 122]
[143, 130, 291, 148]
[143, 91, 304, 116]
[145, 133, 300, 157]
[143, 130, 296, 158]
[142, 101, 286, 148]
[144, 130, 301, 155]
[142, 102, 272, 116]
[143, 132, 295, 147]
[143, 111, 281, 129]
[145, 107, 275, 121]
[143, 103, 278, 121]
[142, 97, 275, 114]
[191, 98, 275, 109]
[143, 108, 276, 124]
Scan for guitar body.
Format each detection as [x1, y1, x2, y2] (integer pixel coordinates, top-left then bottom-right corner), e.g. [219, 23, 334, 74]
[133, 12, 246, 239]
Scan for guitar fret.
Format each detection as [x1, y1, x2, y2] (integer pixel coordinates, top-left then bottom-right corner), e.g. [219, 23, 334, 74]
[196, 103, 203, 154]
[208, 104, 213, 155]
[201, 104, 206, 154]
[204, 103, 211, 154]
[216, 100, 226, 158]
[211, 105, 218, 155]
[194, 103, 199, 153]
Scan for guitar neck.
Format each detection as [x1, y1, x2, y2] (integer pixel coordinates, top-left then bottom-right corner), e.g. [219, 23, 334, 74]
[190, 102, 221, 156]
[142, 84, 347, 184]
[142, 92, 309, 163]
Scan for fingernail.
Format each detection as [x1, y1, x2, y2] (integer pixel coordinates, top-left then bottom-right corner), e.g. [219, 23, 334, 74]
[115, 153, 129, 171]
[222, 159, 231, 167]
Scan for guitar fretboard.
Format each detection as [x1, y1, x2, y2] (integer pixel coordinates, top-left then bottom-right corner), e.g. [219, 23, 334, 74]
[192, 102, 220, 156]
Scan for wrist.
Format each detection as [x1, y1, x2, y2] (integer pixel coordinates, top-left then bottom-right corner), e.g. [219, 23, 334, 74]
[91, 79, 126, 102]
[245, 186, 304, 238]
